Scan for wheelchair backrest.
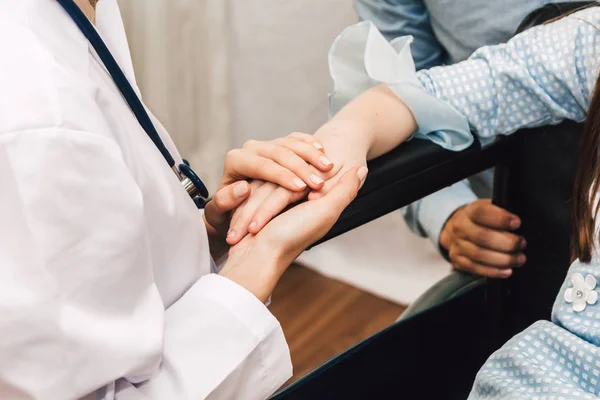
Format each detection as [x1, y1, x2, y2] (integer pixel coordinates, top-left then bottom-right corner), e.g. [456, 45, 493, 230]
[489, 2, 595, 346]
[491, 122, 583, 342]
[490, 1, 597, 346]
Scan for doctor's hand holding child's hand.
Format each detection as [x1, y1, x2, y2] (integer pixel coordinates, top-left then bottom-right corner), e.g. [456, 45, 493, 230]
[439, 199, 527, 278]
[223, 86, 412, 247]
[203, 133, 333, 259]
[226, 120, 370, 245]
[219, 166, 368, 303]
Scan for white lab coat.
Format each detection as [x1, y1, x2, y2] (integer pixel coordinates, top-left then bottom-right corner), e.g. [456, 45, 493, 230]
[0, 0, 292, 399]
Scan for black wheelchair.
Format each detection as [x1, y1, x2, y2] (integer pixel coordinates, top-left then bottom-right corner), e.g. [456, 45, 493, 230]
[271, 2, 595, 399]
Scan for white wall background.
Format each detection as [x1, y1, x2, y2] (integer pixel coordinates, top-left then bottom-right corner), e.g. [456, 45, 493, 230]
[119, 0, 357, 190]
[228, 0, 357, 145]
[119, 0, 232, 191]
[118, 0, 449, 305]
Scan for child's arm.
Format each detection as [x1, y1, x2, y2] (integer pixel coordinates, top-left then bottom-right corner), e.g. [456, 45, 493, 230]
[229, 7, 600, 240]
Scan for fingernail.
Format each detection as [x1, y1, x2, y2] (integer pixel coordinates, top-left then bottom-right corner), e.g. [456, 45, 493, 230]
[319, 155, 333, 167]
[357, 166, 369, 181]
[310, 174, 324, 185]
[510, 219, 521, 230]
[227, 230, 236, 238]
[293, 178, 307, 189]
[517, 254, 527, 266]
[501, 269, 513, 278]
[313, 142, 325, 151]
[248, 222, 257, 231]
[520, 238, 527, 250]
[233, 182, 249, 197]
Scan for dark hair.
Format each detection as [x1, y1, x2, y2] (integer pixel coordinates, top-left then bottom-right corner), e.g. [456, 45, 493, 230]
[531, 3, 600, 262]
[569, 5, 600, 262]
[573, 76, 600, 262]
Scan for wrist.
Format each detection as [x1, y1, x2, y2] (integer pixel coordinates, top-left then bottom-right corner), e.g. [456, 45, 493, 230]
[315, 119, 374, 159]
[219, 239, 288, 303]
[438, 224, 452, 262]
[439, 218, 452, 251]
[439, 205, 466, 252]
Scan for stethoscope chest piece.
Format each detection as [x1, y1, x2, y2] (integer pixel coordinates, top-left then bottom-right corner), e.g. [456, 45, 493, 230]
[177, 162, 209, 209]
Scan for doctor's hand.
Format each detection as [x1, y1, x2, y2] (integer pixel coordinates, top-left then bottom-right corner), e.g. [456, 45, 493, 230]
[219, 166, 368, 303]
[204, 133, 334, 258]
[218, 133, 333, 192]
[439, 199, 527, 279]
[226, 121, 369, 245]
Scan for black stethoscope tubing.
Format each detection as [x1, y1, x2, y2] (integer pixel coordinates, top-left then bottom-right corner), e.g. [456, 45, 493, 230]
[56, 0, 209, 208]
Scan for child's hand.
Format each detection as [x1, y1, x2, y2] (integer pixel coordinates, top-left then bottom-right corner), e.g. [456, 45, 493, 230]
[217, 132, 333, 191]
[226, 180, 306, 245]
[308, 120, 370, 200]
[204, 133, 334, 258]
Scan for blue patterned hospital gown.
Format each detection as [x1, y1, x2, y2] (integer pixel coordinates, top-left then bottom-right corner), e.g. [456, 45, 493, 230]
[329, 7, 600, 399]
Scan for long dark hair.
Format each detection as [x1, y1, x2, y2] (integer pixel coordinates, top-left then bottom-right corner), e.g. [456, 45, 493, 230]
[573, 76, 600, 262]
[531, 3, 600, 262]
[568, 5, 600, 262]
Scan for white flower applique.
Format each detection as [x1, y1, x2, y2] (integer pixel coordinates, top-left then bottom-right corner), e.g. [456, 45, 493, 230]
[564, 273, 598, 312]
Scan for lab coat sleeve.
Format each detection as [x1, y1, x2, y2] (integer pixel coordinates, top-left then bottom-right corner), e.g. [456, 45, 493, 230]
[136, 274, 291, 400]
[0, 128, 290, 400]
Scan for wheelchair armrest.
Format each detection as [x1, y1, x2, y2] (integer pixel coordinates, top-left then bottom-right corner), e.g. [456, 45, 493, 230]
[397, 271, 485, 321]
[312, 134, 515, 247]
[271, 276, 490, 399]
[311, 1, 595, 249]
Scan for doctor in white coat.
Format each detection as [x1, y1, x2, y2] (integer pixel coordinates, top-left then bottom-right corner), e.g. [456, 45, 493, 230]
[0, 0, 368, 398]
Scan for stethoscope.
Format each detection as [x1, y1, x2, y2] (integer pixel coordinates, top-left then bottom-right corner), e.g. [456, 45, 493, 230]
[56, 0, 210, 208]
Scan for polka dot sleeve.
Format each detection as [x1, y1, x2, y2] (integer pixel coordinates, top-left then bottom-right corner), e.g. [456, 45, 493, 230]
[328, 8, 600, 152]
[418, 7, 600, 141]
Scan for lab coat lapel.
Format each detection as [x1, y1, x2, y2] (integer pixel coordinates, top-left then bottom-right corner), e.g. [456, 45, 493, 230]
[13, 0, 90, 76]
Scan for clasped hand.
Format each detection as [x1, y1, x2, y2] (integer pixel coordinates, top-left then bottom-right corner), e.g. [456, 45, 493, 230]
[203, 129, 368, 302]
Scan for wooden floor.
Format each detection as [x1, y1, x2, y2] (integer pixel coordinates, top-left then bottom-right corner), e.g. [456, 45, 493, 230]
[269, 264, 406, 382]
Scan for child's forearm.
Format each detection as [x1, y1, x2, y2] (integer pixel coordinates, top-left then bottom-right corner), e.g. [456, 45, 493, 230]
[315, 85, 417, 160]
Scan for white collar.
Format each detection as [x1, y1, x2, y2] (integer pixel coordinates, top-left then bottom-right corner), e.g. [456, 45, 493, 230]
[2, 0, 139, 93]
